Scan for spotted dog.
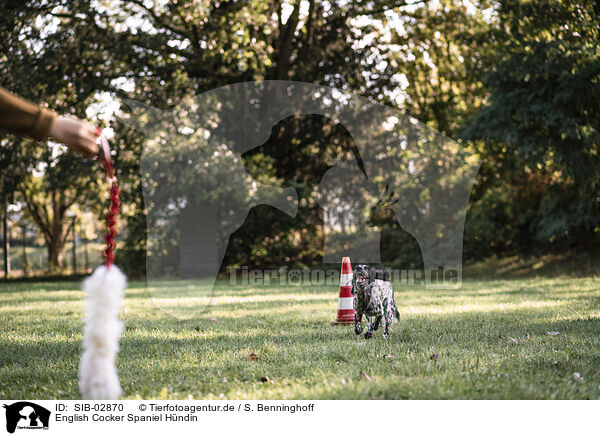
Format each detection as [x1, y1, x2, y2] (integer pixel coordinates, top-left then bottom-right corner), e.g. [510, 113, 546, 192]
[352, 265, 399, 338]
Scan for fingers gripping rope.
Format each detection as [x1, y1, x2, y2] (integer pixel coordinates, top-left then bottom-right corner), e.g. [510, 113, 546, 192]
[97, 131, 120, 267]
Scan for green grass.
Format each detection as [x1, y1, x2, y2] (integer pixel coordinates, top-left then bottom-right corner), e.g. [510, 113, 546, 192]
[1, 276, 600, 399]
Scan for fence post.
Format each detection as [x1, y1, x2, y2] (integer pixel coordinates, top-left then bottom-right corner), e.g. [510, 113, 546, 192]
[21, 226, 28, 277]
[2, 202, 9, 279]
[71, 217, 77, 274]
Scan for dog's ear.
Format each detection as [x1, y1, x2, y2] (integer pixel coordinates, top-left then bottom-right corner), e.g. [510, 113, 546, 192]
[351, 273, 356, 295]
[369, 267, 376, 282]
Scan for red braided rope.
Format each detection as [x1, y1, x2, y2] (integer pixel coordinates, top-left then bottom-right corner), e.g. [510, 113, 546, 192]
[97, 130, 120, 268]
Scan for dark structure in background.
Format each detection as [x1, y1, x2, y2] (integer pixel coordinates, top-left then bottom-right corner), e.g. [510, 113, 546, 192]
[179, 205, 218, 278]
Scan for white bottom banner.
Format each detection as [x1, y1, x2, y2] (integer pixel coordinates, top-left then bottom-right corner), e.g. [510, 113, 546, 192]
[0, 400, 596, 436]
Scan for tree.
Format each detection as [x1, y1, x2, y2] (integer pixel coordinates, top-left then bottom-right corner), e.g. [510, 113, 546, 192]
[0, 1, 108, 270]
[386, 0, 493, 138]
[464, 0, 600, 250]
[89, 0, 392, 271]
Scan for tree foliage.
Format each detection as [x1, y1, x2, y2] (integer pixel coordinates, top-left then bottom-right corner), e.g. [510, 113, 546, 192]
[1, 0, 598, 275]
[464, 0, 600, 251]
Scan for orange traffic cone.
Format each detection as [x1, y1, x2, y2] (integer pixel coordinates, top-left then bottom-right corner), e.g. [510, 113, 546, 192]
[332, 257, 354, 325]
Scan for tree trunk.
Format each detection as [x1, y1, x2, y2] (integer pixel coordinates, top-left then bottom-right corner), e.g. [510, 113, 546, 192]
[19, 183, 73, 273]
[47, 235, 65, 271]
[275, 1, 301, 80]
[46, 209, 66, 271]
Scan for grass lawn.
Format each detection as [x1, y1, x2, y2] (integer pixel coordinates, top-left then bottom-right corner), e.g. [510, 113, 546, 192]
[1, 276, 599, 399]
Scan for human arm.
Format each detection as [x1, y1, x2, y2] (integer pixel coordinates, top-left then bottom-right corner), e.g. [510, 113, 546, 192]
[0, 86, 98, 157]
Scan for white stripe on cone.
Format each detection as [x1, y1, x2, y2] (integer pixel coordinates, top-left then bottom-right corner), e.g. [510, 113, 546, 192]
[338, 297, 354, 310]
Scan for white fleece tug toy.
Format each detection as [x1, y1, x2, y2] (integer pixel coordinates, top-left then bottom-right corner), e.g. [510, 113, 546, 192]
[79, 265, 126, 399]
[79, 132, 126, 400]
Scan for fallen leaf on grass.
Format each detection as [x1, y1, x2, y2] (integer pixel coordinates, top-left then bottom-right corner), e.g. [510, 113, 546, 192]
[248, 352, 259, 361]
[260, 376, 270, 383]
[430, 352, 438, 361]
[209, 317, 219, 322]
[383, 354, 394, 359]
[572, 372, 583, 383]
[508, 336, 518, 344]
[361, 371, 373, 381]
[547, 331, 559, 336]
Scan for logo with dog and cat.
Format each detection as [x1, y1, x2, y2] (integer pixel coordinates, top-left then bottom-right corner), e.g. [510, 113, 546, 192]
[118, 80, 481, 319]
[2, 402, 50, 434]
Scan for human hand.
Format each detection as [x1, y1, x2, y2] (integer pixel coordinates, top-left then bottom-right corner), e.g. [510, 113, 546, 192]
[49, 115, 99, 157]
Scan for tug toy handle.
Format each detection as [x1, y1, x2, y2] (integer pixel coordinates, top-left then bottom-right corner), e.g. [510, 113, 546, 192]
[96, 127, 115, 180]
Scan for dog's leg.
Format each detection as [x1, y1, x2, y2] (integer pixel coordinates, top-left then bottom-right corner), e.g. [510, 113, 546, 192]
[382, 314, 390, 338]
[364, 316, 374, 339]
[373, 315, 382, 331]
[382, 300, 393, 338]
[392, 298, 400, 321]
[354, 311, 363, 335]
